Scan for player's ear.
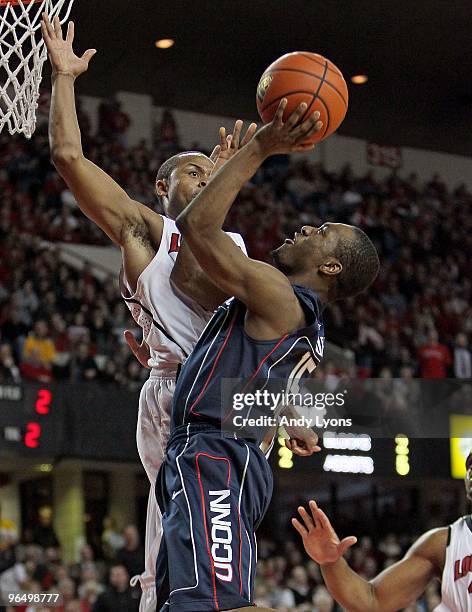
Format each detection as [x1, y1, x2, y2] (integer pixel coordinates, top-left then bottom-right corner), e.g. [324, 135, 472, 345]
[156, 178, 169, 198]
[319, 257, 342, 276]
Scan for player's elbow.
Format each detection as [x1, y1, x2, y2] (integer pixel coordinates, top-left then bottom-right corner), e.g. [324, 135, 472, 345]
[51, 145, 83, 169]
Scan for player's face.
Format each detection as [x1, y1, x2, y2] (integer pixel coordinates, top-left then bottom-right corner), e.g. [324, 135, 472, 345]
[465, 452, 472, 501]
[161, 155, 214, 219]
[272, 222, 351, 275]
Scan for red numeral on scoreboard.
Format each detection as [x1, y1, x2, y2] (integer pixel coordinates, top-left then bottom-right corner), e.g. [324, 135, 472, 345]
[24, 423, 41, 448]
[35, 389, 52, 414]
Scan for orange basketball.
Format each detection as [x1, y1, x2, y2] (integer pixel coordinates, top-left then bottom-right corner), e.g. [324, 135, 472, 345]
[256, 51, 348, 145]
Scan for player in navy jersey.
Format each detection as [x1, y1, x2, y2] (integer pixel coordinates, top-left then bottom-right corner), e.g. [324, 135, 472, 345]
[155, 100, 380, 611]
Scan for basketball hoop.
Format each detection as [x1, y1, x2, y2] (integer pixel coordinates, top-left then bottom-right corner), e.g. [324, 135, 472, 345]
[0, 0, 74, 138]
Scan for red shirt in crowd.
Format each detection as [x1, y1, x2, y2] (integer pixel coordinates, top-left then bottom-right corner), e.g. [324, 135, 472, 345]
[417, 342, 451, 378]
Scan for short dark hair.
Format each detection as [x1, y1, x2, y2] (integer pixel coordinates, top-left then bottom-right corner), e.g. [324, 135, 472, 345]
[156, 151, 203, 183]
[332, 227, 379, 300]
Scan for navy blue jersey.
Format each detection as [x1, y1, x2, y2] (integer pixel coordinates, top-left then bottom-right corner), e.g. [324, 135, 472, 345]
[171, 284, 325, 437]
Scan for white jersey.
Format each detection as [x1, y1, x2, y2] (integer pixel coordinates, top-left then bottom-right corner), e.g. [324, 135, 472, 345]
[435, 516, 472, 612]
[122, 214, 247, 367]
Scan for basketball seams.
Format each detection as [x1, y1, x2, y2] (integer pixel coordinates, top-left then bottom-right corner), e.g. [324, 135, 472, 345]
[260, 90, 320, 115]
[298, 52, 343, 77]
[261, 67, 348, 112]
[300, 59, 328, 124]
[266, 67, 347, 107]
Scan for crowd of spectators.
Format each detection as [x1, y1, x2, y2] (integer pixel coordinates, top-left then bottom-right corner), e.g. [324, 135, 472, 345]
[0, 506, 144, 611]
[0, 499, 446, 612]
[0, 101, 471, 386]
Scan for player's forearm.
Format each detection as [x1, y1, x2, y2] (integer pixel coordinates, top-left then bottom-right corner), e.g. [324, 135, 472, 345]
[176, 139, 264, 235]
[49, 74, 83, 163]
[320, 558, 379, 612]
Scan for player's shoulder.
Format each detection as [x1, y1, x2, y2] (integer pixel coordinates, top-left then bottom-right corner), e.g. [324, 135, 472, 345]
[406, 526, 449, 575]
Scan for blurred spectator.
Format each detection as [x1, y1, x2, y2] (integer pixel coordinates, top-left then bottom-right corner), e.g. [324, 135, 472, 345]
[288, 565, 313, 606]
[115, 525, 144, 582]
[453, 332, 471, 379]
[417, 328, 452, 379]
[92, 563, 139, 612]
[0, 342, 20, 382]
[312, 585, 335, 612]
[101, 517, 123, 561]
[21, 320, 56, 382]
[32, 507, 59, 549]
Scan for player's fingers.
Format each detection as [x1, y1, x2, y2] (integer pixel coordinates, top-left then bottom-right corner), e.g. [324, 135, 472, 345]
[65, 20, 74, 44]
[209, 145, 221, 164]
[42, 13, 55, 39]
[292, 444, 313, 457]
[219, 126, 227, 149]
[292, 112, 321, 138]
[285, 102, 308, 129]
[339, 536, 358, 556]
[231, 120, 243, 149]
[273, 98, 288, 126]
[53, 15, 62, 39]
[291, 517, 308, 538]
[40, 20, 50, 43]
[310, 501, 330, 530]
[298, 505, 316, 530]
[292, 143, 316, 153]
[123, 330, 139, 353]
[240, 122, 258, 147]
[81, 49, 97, 65]
[300, 120, 323, 141]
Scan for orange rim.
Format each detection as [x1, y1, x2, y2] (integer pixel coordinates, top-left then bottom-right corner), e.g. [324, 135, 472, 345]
[0, 0, 43, 5]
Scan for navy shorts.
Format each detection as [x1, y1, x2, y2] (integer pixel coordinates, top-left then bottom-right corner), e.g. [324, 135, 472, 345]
[155, 423, 273, 611]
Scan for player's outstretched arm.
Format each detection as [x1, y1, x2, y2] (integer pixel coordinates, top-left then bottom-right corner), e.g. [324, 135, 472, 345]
[171, 122, 255, 311]
[176, 103, 323, 337]
[42, 16, 161, 287]
[293, 500, 446, 612]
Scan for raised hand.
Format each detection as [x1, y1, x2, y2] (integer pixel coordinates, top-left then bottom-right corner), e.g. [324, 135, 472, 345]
[292, 500, 357, 565]
[210, 120, 258, 173]
[284, 428, 321, 456]
[41, 14, 96, 78]
[254, 99, 323, 157]
[124, 330, 151, 369]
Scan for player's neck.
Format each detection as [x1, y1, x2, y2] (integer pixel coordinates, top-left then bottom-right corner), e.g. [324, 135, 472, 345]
[287, 273, 329, 304]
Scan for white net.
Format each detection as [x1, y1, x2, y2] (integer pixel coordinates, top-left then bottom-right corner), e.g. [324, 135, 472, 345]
[0, 0, 74, 138]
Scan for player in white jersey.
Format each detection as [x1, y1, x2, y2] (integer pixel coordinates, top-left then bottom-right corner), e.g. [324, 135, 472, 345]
[42, 15, 254, 612]
[291, 449, 472, 612]
[120, 211, 246, 611]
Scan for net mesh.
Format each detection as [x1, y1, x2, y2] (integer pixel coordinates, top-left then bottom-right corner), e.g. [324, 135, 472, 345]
[0, 0, 74, 138]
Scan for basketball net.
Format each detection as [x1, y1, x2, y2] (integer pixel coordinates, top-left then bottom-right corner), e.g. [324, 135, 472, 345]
[0, 0, 74, 138]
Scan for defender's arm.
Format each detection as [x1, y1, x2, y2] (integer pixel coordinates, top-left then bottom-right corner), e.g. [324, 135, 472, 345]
[293, 500, 446, 612]
[43, 16, 162, 289]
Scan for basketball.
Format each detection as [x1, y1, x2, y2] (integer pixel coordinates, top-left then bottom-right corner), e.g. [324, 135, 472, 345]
[256, 51, 349, 144]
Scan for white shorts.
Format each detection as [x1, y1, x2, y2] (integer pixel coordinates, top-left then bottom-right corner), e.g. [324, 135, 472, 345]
[134, 366, 177, 612]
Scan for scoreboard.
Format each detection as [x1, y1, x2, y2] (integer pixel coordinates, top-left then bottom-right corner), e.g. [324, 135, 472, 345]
[0, 383, 139, 461]
[0, 384, 63, 455]
[276, 432, 452, 479]
[0, 383, 466, 478]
